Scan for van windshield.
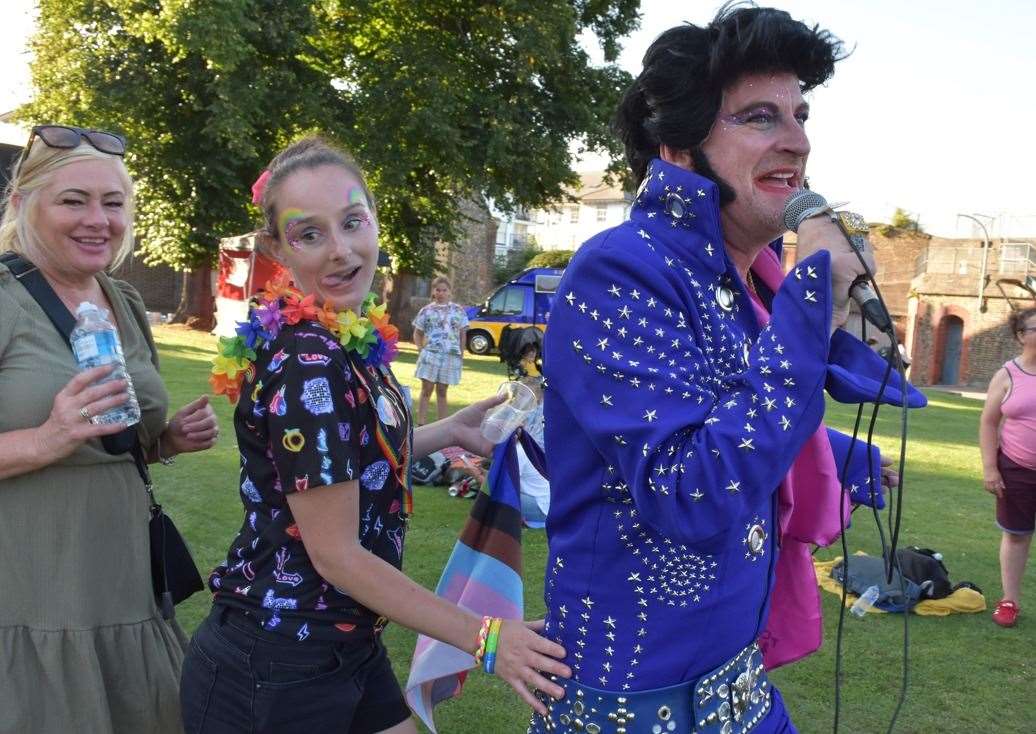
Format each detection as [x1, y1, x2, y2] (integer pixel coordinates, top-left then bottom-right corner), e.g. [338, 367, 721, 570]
[487, 286, 525, 315]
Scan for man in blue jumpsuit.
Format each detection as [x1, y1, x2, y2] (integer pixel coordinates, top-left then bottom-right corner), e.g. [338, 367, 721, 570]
[534, 6, 919, 733]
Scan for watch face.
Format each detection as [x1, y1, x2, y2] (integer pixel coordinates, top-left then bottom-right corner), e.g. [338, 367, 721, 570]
[838, 211, 869, 236]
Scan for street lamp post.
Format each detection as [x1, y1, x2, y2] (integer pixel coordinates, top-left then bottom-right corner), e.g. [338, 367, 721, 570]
[956, 213, 993, 313]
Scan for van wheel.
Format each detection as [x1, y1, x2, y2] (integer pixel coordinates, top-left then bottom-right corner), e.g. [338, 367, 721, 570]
[467, 331, 493, 355]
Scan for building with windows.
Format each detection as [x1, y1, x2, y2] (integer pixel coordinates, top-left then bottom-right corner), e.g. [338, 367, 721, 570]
[781, 226, 1036, 387]
[492, 205, 535, 261]
[530, 172, 633, 251]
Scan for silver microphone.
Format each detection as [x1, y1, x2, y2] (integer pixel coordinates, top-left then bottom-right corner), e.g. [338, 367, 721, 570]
[783, 190, 893, 332]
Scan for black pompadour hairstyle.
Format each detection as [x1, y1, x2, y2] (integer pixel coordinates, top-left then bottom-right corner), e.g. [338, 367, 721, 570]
[613, 2, 847, 187]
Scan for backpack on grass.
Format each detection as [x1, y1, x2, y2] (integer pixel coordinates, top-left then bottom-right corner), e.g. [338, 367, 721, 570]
[412, 451, 449, 485]
[895, 546, 980, 599]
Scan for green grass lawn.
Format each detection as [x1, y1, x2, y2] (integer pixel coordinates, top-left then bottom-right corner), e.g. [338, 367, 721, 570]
[153, 325, 1034, 734]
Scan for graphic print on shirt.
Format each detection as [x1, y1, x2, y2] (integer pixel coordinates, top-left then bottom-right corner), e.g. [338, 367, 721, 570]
[301, 376, 334, 415]
[413, 302, 469, 355]
[211, 324, 413, 642]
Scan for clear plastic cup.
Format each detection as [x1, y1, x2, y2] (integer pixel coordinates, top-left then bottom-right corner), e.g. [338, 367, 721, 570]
[480, 381, 539, 444]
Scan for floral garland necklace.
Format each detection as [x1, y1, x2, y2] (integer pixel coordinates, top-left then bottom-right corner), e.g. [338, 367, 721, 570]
[210, 275, 399, 403]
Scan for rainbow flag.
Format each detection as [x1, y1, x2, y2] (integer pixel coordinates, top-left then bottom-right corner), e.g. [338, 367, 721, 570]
[405, 430, 546, 732]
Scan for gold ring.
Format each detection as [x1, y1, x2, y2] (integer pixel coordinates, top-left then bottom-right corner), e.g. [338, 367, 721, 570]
[79, 406, 92, 421]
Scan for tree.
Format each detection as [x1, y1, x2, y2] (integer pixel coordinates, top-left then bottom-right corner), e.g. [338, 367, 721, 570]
[308, 1, 639, 328]
[494, 242, 542, 285]
[527, 249, 575, 269]
[890, 207, 923, 233]
[23, 0, 639, 328]
[23, 0, 339, 328]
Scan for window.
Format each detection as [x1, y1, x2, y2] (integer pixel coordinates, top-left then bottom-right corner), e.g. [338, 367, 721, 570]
[569, 206, 580, 224]
[596, 204, 607, 223]
[487, 286, 525, 315]
[1000, 243, 1036, 275]
[534, 274, 562, 294]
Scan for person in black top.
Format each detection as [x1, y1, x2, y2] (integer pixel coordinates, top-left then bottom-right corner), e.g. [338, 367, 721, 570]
[180, 138, 569, 734]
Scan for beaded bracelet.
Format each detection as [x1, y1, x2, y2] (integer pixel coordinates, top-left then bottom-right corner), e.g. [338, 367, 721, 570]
[483, 618, 503, 674]
[472, 615, 494, 667]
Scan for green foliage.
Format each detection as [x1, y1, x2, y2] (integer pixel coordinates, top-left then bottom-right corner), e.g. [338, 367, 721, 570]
[493, 242, 542, 284]
[22, 0, 639, 277]
[890, 207, 923, 233]
[22, 0, 336, 269]
[526, 248, 574, 269]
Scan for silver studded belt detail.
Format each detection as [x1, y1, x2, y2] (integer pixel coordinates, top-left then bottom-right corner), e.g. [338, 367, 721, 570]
[528, 643, 771, 734]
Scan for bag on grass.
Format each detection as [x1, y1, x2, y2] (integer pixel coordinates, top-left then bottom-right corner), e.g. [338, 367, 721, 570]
[412, 451, 449, 485]
[895, 546, 979, 599]
[831, 554, 923, 612]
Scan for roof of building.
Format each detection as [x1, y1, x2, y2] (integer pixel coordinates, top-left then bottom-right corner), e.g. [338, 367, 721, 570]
[573, 172, 633, 204]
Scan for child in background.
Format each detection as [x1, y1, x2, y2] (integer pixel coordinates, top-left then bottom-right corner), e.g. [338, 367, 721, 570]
[413, 276, 469, 424]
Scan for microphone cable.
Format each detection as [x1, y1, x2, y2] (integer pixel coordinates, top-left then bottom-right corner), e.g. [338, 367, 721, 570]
[822, 232, 913, 734]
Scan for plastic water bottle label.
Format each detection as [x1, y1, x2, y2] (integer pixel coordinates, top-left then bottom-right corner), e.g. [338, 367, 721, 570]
[72, 331, 118, 365]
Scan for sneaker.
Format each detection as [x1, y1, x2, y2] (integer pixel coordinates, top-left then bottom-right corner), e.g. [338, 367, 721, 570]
[993, 599, 1020, 627]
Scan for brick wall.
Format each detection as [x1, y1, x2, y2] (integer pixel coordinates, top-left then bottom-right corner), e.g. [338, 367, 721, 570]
[906, 239, 1035, 386]
[781, 226, 930, 335]
[388, 198, 498, 340]
[109, 254, 183, 314]
[434, 198, 497, 305]
[785, 229, 1036, 386]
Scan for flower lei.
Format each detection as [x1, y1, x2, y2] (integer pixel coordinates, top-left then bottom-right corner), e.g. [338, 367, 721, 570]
[210, 274, 399, 403]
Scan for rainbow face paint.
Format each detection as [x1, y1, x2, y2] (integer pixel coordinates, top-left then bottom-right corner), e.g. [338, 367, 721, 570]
[347, 186, 368, 208]
[278, 208, 308, 250]
[277, 191, 373, 253]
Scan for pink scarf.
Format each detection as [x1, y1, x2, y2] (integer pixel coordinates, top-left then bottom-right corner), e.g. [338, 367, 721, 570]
[748, 246, 850, 670]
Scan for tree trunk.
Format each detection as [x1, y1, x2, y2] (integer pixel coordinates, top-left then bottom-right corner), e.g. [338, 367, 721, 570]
[171, 265, 215, 331]
[384, 271, 425, 342]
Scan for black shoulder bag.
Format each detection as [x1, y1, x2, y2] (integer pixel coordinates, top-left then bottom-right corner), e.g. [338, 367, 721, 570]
[2, 252, 204, 620]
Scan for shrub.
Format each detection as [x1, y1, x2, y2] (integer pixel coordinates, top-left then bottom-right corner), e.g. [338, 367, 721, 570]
[526, 249, 575, 269]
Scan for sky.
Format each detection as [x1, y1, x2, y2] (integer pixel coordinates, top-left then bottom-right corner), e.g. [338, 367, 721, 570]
[2, 0, 1034, 237]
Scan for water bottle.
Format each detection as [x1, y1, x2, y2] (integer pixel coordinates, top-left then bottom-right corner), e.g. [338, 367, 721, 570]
[70, 302, 140, 426]
[850, 585, 880, 618]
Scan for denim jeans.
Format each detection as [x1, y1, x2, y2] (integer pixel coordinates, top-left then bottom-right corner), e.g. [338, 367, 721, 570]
[180, 606, 409, 734]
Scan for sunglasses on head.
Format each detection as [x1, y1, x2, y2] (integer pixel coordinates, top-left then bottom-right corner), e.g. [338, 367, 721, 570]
[13, 124, 127, 179]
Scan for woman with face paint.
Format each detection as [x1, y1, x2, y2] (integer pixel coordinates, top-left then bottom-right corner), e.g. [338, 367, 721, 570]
[181, 138, 569, 734]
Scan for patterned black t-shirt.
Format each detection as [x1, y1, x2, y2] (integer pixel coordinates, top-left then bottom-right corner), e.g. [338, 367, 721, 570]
[210, 320, 412, 642]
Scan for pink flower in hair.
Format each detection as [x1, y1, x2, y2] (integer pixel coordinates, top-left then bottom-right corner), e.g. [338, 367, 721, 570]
[251, 169, 272, 205]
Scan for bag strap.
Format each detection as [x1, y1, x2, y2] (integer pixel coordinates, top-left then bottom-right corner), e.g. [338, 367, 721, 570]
[0, 252, 77, 338]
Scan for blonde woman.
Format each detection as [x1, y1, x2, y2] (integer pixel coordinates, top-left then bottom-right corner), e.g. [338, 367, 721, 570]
[412, 276, 468, 423]
[0, 125, 218, 733]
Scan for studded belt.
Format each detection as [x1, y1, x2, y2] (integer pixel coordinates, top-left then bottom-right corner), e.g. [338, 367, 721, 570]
[529, 643, 771, 734]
